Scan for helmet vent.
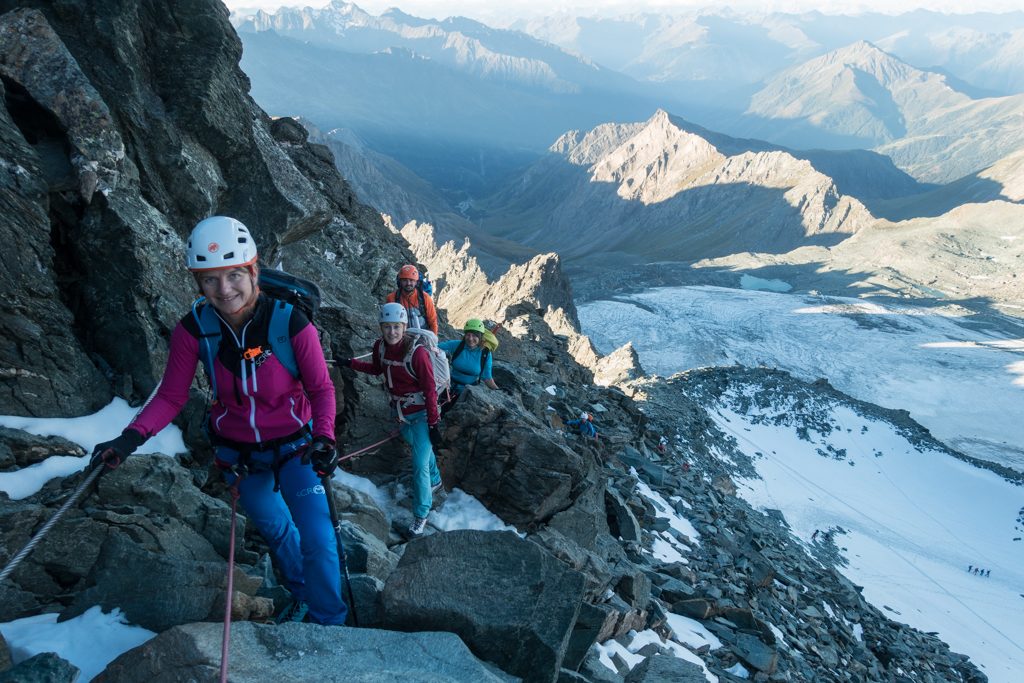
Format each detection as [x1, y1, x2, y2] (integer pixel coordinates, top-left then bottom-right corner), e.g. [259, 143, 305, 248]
[238, 237, 248, 243]
[222, 251, 235, 260]
[195, 254, 207, 262]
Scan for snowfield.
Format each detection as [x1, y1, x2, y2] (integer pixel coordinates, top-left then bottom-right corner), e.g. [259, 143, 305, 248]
[580, 285, 1024, 472]
[708, 394, 1024, 683]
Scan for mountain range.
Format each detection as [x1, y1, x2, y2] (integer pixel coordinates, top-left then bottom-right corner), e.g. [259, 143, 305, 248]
[472, 110, 877, 263]
[233, 3, 1024, 318]
[232, 2, 675, 190]
[514, 9, 1024, 102]
[742, 41, 1024, 183]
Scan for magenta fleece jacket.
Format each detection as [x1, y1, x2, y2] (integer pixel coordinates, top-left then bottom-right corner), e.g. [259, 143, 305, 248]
[350, 338, 439, 426]
[128, 297, 335, 445]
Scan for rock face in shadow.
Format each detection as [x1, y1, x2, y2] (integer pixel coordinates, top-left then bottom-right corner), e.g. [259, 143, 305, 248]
[383, 530, 585, 683]
[96, 621, 517, 683]
[0, 1, 411, 420]
[441, 387, 594, 527]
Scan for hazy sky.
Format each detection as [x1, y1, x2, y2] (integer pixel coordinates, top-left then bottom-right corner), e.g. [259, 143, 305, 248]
[225, 1, 1024, 26]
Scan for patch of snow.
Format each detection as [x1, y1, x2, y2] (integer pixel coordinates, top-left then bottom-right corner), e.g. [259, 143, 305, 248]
[333, 470, 518, 534]
[634, 476, 701, 544]
[596, 629, 718, 682]
[666, 612, 723, 650]
[0, 399, 186, 499]
[580, 285, 1024, 471]
[0, 455, 89, 501]
[709, 399, 1024, 683]
[726, 661, 750, 678]
[740, 274, 792, 292]
[0, 398, 185, 456]
[0, 607, 154, 682]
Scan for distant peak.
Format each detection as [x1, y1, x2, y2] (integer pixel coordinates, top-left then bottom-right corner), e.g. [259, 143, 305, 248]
[829, 39, 899, 64]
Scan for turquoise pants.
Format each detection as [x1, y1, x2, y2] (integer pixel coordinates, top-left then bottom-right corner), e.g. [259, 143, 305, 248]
[399, 410, 441, 519]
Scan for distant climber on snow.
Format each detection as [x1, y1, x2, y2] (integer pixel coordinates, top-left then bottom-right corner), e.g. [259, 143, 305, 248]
[440, 318, 499, 401]
[566, 411, 598, 439]
[343, 303, 447, 538]
[386, 263, 438, 334]
[90, 216, 347, 626]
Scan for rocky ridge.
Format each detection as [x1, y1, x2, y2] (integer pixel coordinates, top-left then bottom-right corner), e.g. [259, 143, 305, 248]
[476, 110, 875, 263]
[0, 2, 991, 682]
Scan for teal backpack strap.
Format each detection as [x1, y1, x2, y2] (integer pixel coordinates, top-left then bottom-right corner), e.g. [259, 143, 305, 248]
[191, 298, 222, 401]
[269, 299, 299, 379]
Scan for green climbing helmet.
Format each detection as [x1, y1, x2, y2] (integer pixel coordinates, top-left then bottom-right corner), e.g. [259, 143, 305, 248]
[463, 319, 486, 335]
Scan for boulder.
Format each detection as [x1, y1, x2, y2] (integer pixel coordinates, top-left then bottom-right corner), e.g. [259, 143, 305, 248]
[442, 388, 594, 528]
[0, 652, 78, 683]
[330, 481, 390, 543]
[336, 520, 398, 581]
[346, 573, 385, 628]
[96, 621, 517, 682]
[623, 654, 706, 682]
[384, 530, 586, 682]
[605, 487, 642, 543]
[731, 632, 778, 674]
[562, 602, 617, 671]
[61, 533, 228, 632]
[94, 455, 236, 559]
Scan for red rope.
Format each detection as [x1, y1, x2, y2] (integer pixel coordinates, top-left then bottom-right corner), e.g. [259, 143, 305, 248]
[219, 486, 240, 683]
[337, 431, 401, 464]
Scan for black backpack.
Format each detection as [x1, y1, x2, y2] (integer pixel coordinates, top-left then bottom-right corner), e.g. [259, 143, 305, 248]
[260, 267, 320, 323]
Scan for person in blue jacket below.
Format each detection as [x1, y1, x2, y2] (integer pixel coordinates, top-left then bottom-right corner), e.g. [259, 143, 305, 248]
[439, 319, 500, 395]
[566, 412, 598, 439]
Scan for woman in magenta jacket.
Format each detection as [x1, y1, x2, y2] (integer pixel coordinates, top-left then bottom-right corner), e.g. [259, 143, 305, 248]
[90, 216, 346, 626]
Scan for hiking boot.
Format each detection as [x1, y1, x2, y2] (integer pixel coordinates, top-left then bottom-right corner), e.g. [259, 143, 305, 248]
[274, 599, 309, 624]
[431, 480, 447, 509]
[407, 516, 428, 538]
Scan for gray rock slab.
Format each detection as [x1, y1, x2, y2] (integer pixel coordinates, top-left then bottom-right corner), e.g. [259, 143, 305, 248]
[97, 621, 518, 682]
[624, 653, 707, 682]
[0, 651, 79, 683]
[384, 530, 586, 683]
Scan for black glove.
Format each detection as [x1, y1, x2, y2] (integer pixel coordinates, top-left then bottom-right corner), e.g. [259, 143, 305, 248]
[90, 429, 146, 470]
[428, 424, 443, 449]
[303, 436, 338, 478]
[335, 357, 353, 369]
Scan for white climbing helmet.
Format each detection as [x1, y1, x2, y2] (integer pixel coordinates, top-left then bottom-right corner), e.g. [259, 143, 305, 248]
[580, 411, 590, 421]
[379, 302, 408, 325]
[186, 216, 258, 271]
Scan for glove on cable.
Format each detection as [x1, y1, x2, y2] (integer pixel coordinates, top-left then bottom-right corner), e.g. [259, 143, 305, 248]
[302, 436, 339, 478]
[90, 429, 146, 470]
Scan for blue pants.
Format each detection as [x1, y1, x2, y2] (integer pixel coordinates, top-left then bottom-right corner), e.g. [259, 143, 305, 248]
[218, 441, 347, 625]
[399, 410, 441, 519]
